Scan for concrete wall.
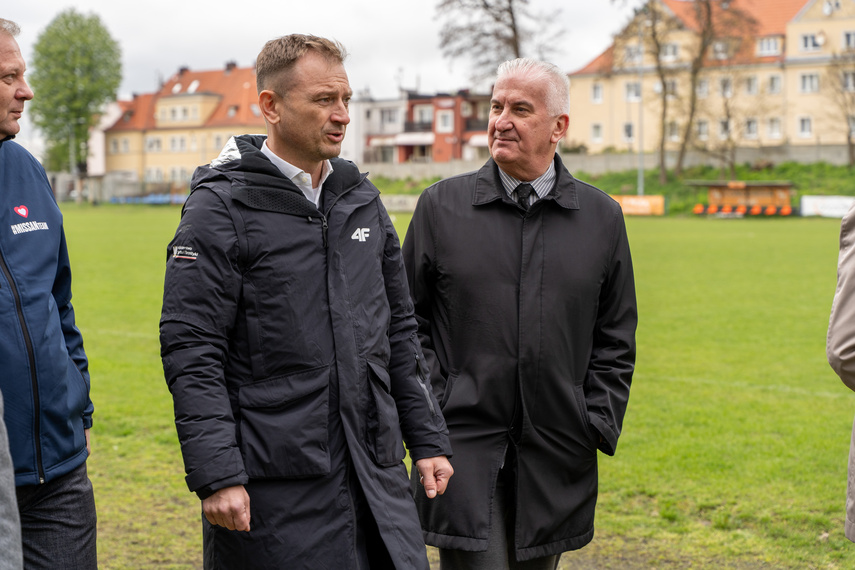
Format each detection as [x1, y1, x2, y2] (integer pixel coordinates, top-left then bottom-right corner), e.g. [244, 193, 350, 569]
[360, 143, 855, 180]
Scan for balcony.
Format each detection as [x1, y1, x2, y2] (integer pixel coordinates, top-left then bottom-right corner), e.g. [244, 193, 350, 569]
[404, 121, 433, 132]
[465, 118, 488, 132]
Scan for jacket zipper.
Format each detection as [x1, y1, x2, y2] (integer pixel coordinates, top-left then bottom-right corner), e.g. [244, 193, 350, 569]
[306, 216, 329, 248]
[414, 353, 436, 416]
[0, 250, 45, 483]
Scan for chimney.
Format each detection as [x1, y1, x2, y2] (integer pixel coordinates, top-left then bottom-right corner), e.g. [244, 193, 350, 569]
[225, 61, 237, 74]
[178, 66, 189, 76]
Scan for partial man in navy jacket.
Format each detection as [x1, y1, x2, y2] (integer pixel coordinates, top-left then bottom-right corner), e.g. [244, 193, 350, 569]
[0, 18, 96, 570]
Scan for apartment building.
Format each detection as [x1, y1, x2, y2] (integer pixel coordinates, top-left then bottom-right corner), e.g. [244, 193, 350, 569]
[104, 62, 265, 187]
[566, 0, 855, 156]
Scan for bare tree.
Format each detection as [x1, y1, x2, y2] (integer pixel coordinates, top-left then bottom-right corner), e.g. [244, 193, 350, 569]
[825, 51, 855, 167]
[436, 0, 564, 81]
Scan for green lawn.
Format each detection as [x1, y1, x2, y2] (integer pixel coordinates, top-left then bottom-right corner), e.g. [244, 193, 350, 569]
[59, 204, 853, 568]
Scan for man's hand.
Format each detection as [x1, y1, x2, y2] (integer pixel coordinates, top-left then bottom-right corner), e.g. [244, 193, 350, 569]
[415, 456, 453, 499]
[84, 428, 91, 456]
[202, 485, 251, 531]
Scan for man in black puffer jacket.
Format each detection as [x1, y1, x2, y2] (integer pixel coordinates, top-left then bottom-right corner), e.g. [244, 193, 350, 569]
[160, 34, 452, 569]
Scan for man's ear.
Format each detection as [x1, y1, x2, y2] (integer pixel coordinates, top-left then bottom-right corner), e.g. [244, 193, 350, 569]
[258, 90, 280, 125]
[551, 113, 569, 144]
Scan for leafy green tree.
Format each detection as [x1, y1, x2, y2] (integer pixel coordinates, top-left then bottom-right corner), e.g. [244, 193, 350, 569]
[29, 9, 121, 174]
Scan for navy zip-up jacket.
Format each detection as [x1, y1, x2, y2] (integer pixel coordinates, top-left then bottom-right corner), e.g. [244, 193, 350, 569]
[0, 137, 92, 486]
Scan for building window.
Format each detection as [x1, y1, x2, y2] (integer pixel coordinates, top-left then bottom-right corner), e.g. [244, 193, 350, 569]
[712, 41, 729, 60]
[623, 122, 634, 142]
[227, 105, 238, 118]
[697, 79, 709, 98]
[845, 31, 855, 50]
[719, 119, 731, 139]
[744, 118, 758, 139]
[844, 72, 855, 92]
[744, 76, 758, 95]
[654, 79, 677, 98]
[121, 138, 129, 153]
[250, 104, 261, 117]
[757, 37, 781, 56]
[592, 83, 603, 103]
[170, 136, 186, 152]
[214, 135, 223, 150]
[767, 117, 782, 139]
[436, 110, 454, 133]
[625, 81, 641, 102]
[801, 34, 822, 52]
[145, 137, 161, 152]
[800, 73, 819, 93]
[697, 120, 709, 141]
[667, 121, 680, 141]
[460, 101, 473, 117]
[848, 115, 855, 136]
[661, 43, 678, 62]
[110, 138, 119, 154]
[768, 74, 782, 94]
[719, 77, 733, 98]
[591, 123, 603, 142]
[381, 108, 398, 124]
[624, 44, 642, 65]
[799, 116, 813, 137]
[414, 105, 433, 124]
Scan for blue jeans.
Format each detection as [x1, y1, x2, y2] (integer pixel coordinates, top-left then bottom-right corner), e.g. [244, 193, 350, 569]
[15, 463, 97, 570]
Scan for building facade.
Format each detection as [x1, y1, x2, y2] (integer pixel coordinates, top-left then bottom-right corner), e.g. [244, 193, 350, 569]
[566, 0, 855, 158]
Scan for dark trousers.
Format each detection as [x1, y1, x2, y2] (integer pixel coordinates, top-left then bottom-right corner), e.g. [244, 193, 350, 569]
[439, 469, 560, 570]
[15, 463, 97, 570]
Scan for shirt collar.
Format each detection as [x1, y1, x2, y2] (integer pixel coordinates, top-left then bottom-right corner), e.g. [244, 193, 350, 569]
[261, 140, 333, 204]
[497, 162, 557, 200]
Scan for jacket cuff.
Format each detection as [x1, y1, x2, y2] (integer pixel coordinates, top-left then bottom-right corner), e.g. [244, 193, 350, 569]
[184, 447, 248, 495]
[590, 415, 618, 456]
[407, 438, 453, 462]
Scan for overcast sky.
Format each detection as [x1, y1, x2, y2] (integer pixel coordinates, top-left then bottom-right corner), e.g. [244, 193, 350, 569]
[6, 0, 638, 155]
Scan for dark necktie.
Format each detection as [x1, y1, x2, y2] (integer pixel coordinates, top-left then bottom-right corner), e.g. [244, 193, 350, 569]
[516, 183, 534, 210]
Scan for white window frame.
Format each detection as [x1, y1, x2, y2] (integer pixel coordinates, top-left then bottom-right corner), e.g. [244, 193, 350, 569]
[719, 77, 733, 98]
[744, 118, 758, 139]
[697, 120, 709, 141]
[800, 73, 819, 93]
[625, 81, 641, 102]
[744, 76, 758, 95]
[697, 79, 709, 98]
[767, 117, 782, 139]
[591, 83, 603, 104]
[845, 31, 855, 50]
[661, 43, 678, 62]
[591, 123, 603, 143]
[436, 109, 454, 134]
[667, 120, 680, 142]
[624, 44, 642, 65]
[799, 116, 813, 138]
[768, 74, 782, 94]
[712, 41, 729, 60]
[801, 34, 822, 52]
[757, 37, 781, 56]
[844, 72, 855, 92]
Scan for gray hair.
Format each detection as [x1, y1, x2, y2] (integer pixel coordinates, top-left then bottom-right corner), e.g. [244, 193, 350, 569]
[0, 19, 20, 38]
[496, 58, 570, 116]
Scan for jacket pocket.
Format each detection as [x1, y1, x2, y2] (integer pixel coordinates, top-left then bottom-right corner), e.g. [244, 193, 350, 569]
[238, 364, 331, 478]
[573, 384, 598, 450]
[365, 360, 405, 467]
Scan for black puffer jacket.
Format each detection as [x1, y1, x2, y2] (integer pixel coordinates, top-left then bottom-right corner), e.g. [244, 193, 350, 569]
[160, 135, 450, 568]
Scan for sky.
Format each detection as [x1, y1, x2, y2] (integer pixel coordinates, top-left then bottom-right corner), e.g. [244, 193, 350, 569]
[6, 0, 639, 155]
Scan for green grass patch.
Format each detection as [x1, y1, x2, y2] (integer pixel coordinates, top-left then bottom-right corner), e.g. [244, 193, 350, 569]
[60, 203, 854, 568]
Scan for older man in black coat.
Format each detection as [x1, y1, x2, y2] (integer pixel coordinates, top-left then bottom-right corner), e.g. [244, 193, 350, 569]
[403, 58, 638, 569]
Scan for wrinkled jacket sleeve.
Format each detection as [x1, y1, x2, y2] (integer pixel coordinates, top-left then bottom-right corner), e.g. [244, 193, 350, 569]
[584, 206, 637, 456]
[160, 187, 248, 498]
[53, 227, 93, 429]
[828, 202, 855, 391]
[379, 200, 451, 462]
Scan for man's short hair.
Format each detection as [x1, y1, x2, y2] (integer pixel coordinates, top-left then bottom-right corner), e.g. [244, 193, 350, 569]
[496, 58, 570, 117]
[256, 34, 347, 94]
[0, 19, 21, 38]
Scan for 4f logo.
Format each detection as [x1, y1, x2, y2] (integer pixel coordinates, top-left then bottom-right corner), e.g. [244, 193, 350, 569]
[351, 228, 371, 242]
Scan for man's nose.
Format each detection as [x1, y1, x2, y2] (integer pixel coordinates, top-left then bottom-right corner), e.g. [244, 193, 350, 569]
[18, 79, 33, 101]
[332, 100, 350, 125]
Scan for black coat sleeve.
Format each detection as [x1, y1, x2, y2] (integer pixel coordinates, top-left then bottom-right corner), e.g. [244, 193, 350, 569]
[159, 187, 248, 498]
[379, 200, 451, 461]
[584, 206, 637, 456]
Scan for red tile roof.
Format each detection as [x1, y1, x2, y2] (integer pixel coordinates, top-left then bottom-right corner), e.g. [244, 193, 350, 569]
[106, 64, 266, 132]
[570, 0, 811, 75]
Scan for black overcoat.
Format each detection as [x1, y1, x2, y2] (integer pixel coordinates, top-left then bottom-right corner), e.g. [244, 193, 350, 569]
[403, 155, 637, 561]
[160, 135, 450, 569]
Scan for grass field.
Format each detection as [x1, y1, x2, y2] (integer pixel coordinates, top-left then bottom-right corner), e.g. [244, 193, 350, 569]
[58, 203, 854, 568]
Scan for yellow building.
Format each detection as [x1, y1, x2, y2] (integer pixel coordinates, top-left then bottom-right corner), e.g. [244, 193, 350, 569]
[566, 0, 855, 157]
[105, 62, 265, 189]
